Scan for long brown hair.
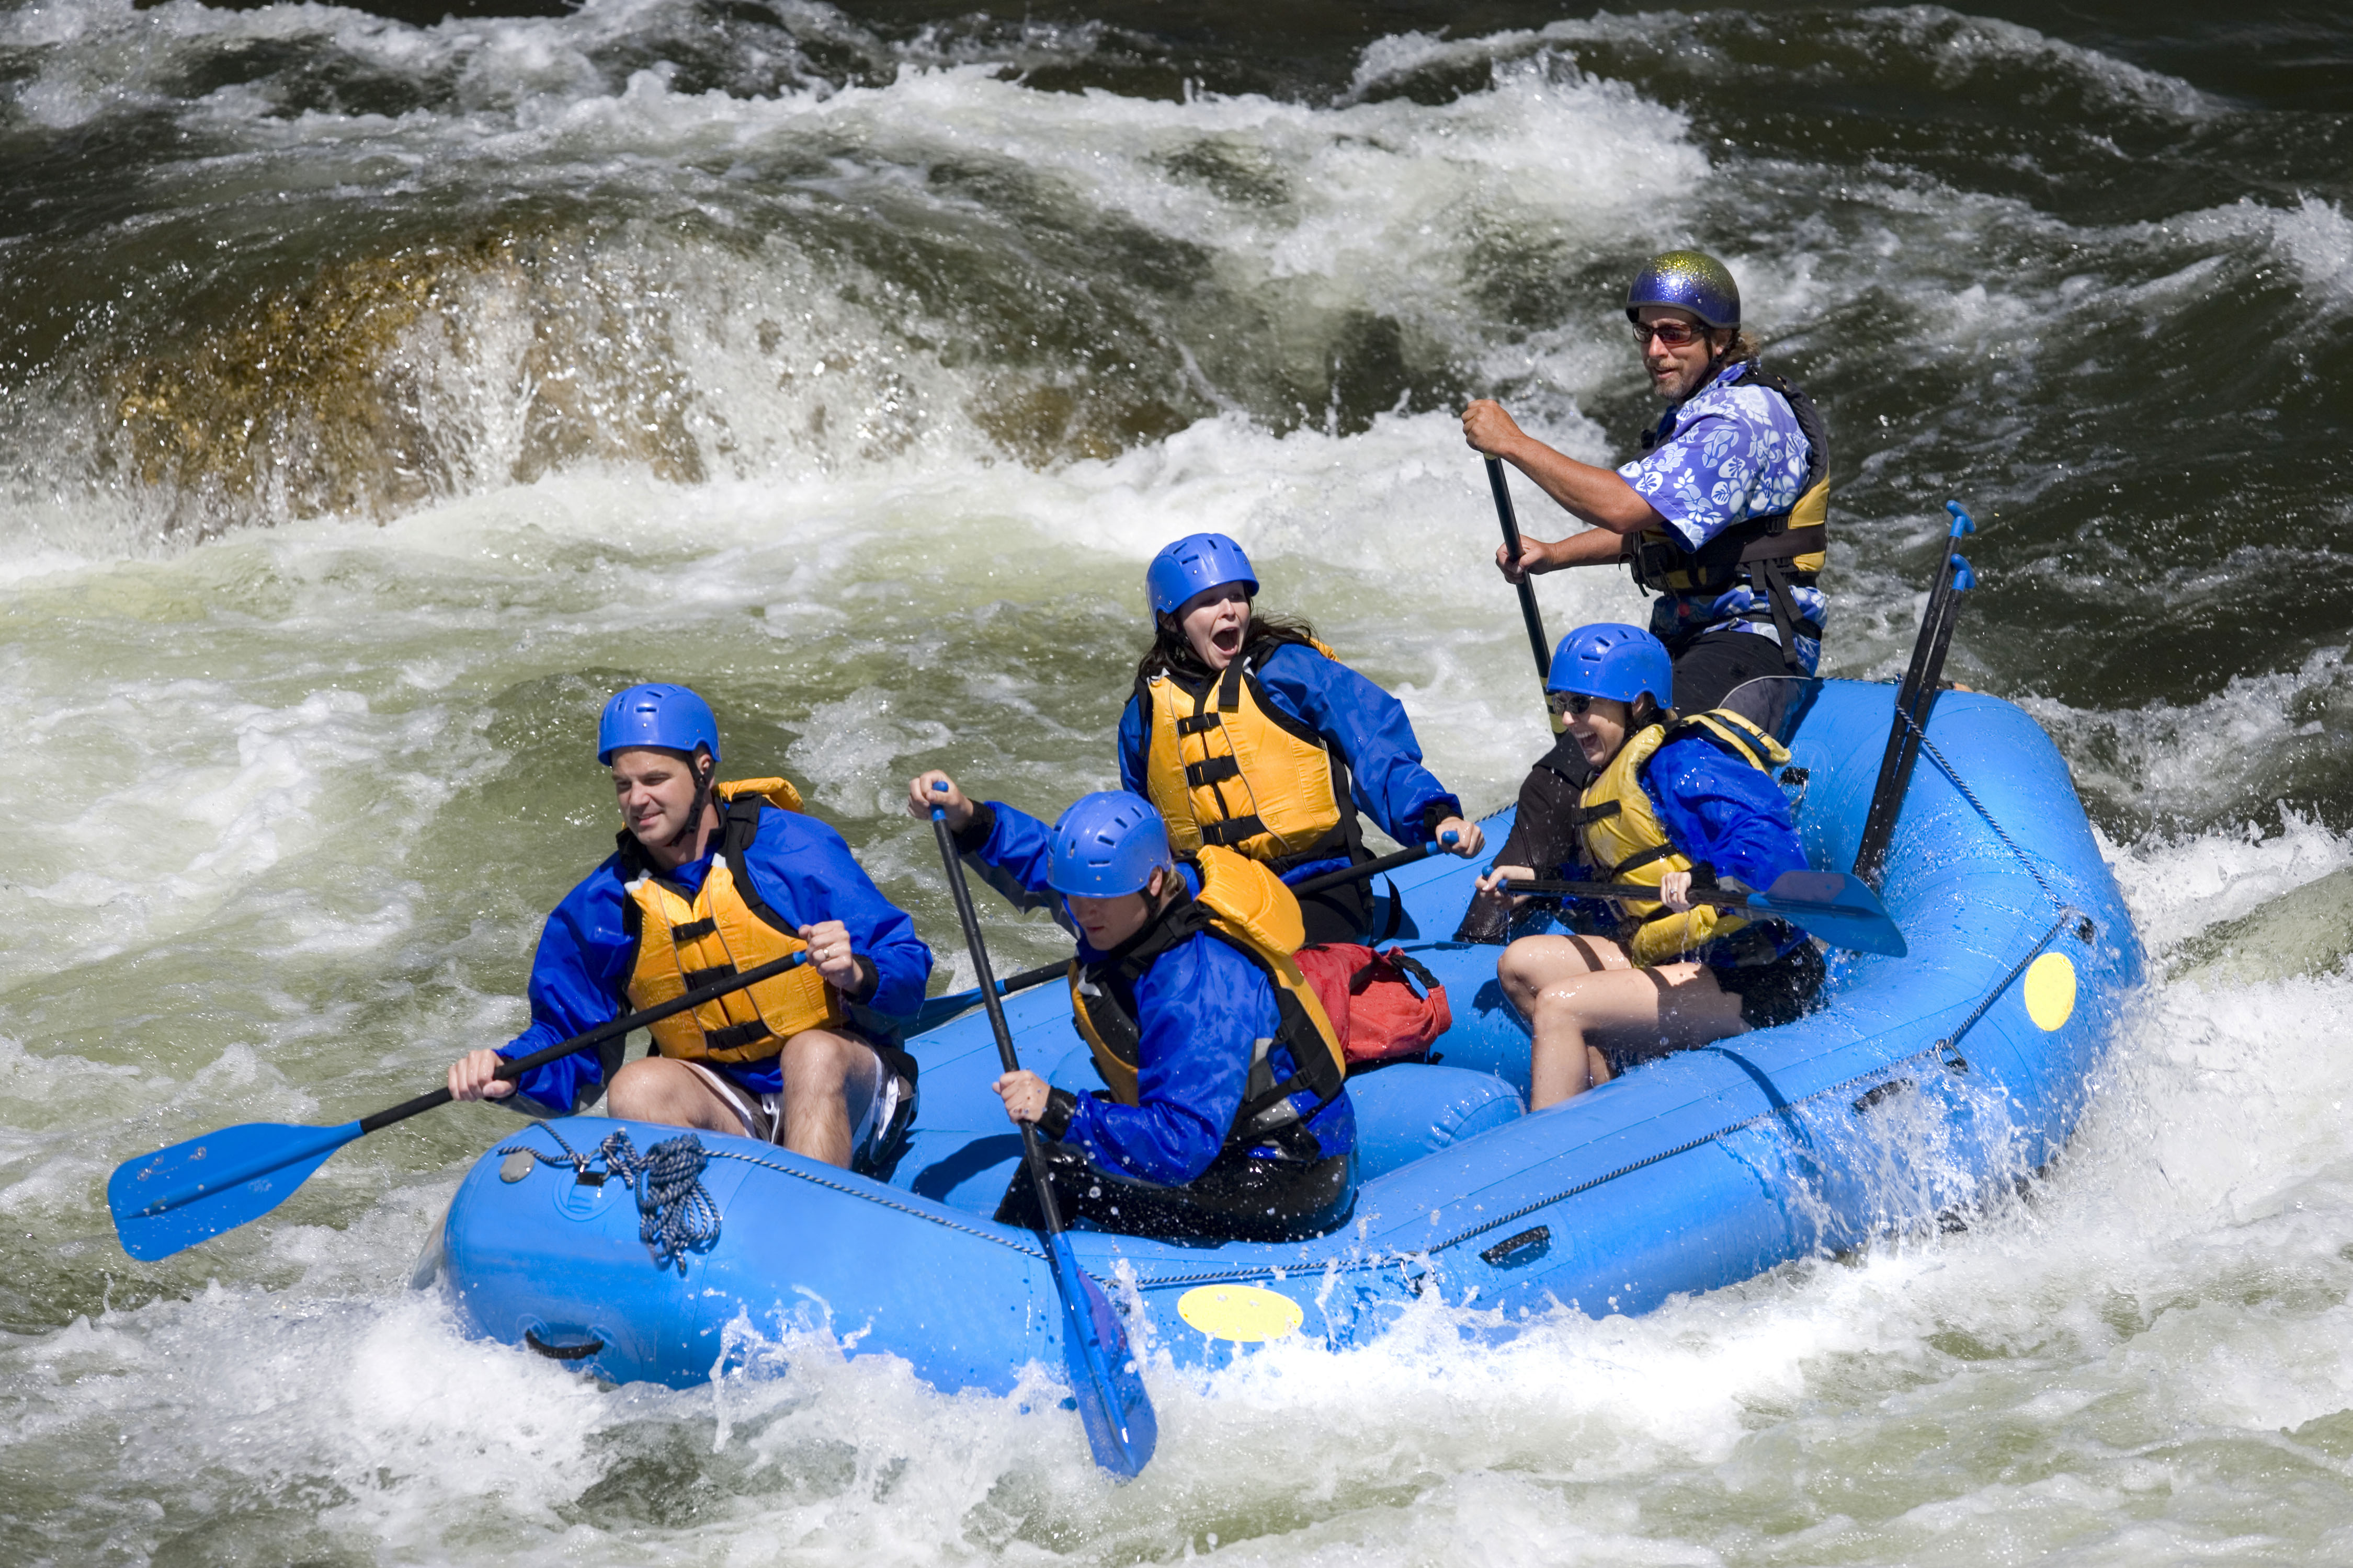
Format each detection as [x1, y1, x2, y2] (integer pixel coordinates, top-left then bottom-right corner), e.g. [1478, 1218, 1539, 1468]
[1135, 608, 1321, 684]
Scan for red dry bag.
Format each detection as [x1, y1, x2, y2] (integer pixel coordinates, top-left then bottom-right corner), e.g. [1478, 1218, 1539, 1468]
[1293, 944, 1452, 1068]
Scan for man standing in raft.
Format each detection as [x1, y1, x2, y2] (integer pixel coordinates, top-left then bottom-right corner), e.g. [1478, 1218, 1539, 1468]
[1457, 250, 1828, 940]
[906, 775, 1356, 1241]
[1123, 531, 1483, 946]
[448, 684, 931, 1170]
[1465, 625, 1824, 1108]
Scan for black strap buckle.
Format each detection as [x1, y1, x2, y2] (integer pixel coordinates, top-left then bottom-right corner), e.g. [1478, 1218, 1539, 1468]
[1185, 757, 1242, 787]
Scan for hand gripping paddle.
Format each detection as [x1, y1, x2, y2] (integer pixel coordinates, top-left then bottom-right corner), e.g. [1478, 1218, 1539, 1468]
[1502, 868, 1907, 957]
[108, 951, 809, 1262]
[930, 783, 1157, 1479]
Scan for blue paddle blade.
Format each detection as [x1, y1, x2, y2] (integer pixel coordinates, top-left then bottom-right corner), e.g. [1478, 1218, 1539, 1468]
[1044, 1231, 1158, 1478]
[107, 1119, 363, 1262]
[1747, 870, 1908, 958]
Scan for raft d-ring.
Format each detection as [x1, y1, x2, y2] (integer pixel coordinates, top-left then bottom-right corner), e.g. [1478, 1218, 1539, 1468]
[2023, 951, 2077, 1031]
[1177, 1284, 1303, 1343]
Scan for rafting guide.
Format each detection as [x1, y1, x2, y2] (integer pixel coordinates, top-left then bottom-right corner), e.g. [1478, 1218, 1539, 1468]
[444, 683, 931, 1170]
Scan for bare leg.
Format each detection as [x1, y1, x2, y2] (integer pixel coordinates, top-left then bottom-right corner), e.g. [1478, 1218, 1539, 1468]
[607, 1057, 752, 1134]
[1527, 962, 1749, 1111]
[1497, 933, 1633, 1018]
[777, 1028, 878, 1169]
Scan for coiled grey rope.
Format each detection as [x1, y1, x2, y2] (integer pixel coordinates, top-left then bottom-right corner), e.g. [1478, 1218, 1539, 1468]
[498, 1125, 722, 1274]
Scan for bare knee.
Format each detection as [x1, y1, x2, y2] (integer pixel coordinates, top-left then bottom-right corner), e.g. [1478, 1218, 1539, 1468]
[607, 1057, 679, 1121]
[779, 1030, 861, 1095]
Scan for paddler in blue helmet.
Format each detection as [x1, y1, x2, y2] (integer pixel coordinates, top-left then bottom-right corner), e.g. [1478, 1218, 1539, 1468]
[1462, 249, 1831, 716]
[904, 772, 1356, 1241]
[1120, 531, 1483, 946]
[1462, 625, 1825, 1108]
[447, 683, 933, 1170]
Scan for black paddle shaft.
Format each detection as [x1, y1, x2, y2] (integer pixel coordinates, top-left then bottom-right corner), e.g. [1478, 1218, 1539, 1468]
[1853, 540, 1971, 887]
[354, 949, 811, 1135]
[1504, 876, 1756, 909]
[930, 811, 1070, 1236]
[1486, 457, 1556, 680]
[1287, 841, 1436, 898]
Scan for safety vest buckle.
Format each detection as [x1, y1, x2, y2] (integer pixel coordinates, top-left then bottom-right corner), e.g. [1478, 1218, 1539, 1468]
[1184, 757, 1242, 787]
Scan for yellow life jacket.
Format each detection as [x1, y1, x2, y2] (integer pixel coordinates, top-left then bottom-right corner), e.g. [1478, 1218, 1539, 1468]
[622, 777, 845, 1064]
[1065, 845, 1347, 1153]
[1138, 641, 1352, 869]
[1571, 710, 1793, 968]
[1621, 364, 1830, 669]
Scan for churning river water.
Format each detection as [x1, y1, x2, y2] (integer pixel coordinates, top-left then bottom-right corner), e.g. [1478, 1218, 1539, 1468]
[4, 0, 2353, 1561]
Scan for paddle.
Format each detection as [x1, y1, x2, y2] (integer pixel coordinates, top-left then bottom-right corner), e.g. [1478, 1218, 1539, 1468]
[108, 951, 810, 1262]
[911, 834, 1465, 1033]
[929, 786, 1157, 1478]
[1853, 500, 1976, 887]
[1287, 831, 1459, 899]
[1486, 456, 1565, 735]
[907, 958, 1070, 1034]
[1502, 868, 1907, 957]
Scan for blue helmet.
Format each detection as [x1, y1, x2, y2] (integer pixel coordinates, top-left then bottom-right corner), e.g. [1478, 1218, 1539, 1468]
[1548, 624, 1674, 708]
[1625, 249, 1740, 331]
[1048, 791, 1174, 898]
[1146, 532, 1258, 617]
[598, 682, 720, 765]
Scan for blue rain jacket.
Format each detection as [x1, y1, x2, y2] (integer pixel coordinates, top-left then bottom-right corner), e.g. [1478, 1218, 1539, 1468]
[964, 799, 1356, 1185]
[1117, 641, 1462, 884]
[497, 807, 931, 1115]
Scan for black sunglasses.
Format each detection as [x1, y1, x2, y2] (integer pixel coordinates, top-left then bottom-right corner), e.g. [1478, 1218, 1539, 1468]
[1630, 318, 1706, 347]
[1548, 692, 1600, 716]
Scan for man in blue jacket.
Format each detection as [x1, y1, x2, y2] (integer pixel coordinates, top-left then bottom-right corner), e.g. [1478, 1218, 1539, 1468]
[907, 773, 1356, 1241]
[448, 684, 932, 1171]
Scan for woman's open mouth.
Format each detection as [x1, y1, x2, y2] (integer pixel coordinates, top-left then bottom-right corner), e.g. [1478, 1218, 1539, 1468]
[1212, 624, 1243, 656]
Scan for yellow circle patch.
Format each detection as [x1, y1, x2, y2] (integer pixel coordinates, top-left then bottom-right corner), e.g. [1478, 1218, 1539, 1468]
[1177, 1284, 1303, 1343]
[2023, 952, 2077, 1031]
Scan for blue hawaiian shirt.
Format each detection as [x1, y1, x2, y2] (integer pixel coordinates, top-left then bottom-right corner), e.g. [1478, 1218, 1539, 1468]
[1618, 362, 1825, 671]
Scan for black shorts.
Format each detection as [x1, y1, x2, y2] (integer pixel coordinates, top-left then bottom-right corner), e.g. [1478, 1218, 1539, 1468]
[1711, 942, 1827, 1030]
[1669, 627, 1811, 719]
[995, 1140, 1356, 1243]
[1294, 869, 1374, 947]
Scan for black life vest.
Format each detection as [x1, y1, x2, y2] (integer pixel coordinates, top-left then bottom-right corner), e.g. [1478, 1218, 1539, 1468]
[1621, 363, 1831, 670]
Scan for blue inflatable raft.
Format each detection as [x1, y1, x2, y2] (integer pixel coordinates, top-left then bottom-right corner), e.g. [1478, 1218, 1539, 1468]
[420, 679, 2142, 1389]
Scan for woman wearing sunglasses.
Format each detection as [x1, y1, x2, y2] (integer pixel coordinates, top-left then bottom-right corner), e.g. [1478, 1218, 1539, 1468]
[1456, 250, 1830, 944]
[1463, 623, 1825, 1109]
